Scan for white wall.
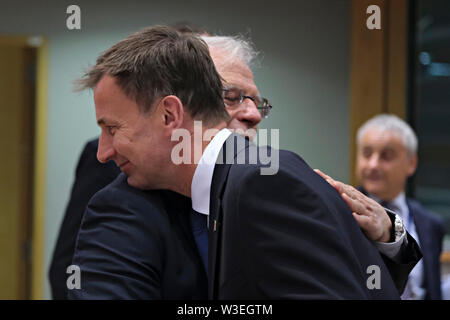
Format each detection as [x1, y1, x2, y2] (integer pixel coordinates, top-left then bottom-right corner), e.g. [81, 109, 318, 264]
[0, 0, 351, 299]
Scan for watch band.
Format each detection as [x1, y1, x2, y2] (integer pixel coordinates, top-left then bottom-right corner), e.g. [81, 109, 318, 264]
[384, 208, 404, 242]
[393, 212, 405, 242]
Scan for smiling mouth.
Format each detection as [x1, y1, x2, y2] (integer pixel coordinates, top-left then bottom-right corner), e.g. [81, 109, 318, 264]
[118, 161, 130, 170]
[365, 175, 383, 182]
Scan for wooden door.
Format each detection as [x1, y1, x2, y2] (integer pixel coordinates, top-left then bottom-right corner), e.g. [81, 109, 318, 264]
[0, 38, 36, 299]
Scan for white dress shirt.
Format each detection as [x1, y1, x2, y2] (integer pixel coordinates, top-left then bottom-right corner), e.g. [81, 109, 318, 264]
[191, 128, 232, 216]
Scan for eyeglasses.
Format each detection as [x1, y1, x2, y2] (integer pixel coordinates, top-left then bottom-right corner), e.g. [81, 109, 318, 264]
[222, 87, 273, 119]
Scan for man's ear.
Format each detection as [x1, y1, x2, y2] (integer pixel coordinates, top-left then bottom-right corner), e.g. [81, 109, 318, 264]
[159, 95, 184, 131]
[407, 154, 418, 177]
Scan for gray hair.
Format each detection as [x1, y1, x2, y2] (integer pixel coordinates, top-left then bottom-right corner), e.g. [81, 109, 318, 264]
[357, 114, 418, 156]
[201, 34, 259, 69]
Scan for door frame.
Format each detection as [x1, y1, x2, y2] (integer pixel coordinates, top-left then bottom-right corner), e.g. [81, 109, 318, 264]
[0, 35, 48, 300]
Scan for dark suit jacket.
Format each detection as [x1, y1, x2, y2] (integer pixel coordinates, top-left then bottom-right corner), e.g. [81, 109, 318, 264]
[408, 198, 446, 299]
[69, 173, 207, 299]
[208, 134, 412, 299]
[359, 187, 446, 299]
[49, 138, 120, 299]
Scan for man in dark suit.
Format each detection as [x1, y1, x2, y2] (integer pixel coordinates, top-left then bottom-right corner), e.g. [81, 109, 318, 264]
[68, 174, 207, 299]
[74, 26, 420, 299]
[59, 28, 418, 298]
[355, 114, 447, 299]
[65, 26, 226, 299]
[205, 133, 407, 299]
[204, 35, 420, 297]
[57, 137, 416, 299]
[50, 23, 210, 300]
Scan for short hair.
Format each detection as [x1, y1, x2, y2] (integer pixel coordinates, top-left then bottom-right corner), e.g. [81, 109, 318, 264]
[356, 114, 418, 156]
[76, 25, 229, 124]
[170, 21, 209, 35]
[200, 34, 259, 70]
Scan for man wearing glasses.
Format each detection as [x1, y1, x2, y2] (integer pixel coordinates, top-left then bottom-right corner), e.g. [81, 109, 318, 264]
[56, 30, 419, 299]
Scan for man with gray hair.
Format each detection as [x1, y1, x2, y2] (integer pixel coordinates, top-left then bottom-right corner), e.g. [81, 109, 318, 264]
[69, 26, 418, 299]
[356, 113, 446, 299]
[65, 28, 421, 299]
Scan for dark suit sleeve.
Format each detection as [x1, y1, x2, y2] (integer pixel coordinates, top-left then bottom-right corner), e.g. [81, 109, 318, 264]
[380, 232, 422, 294]
[68, 183, 165, 300]
[49, 139, 119, 300]
[230, 162, 372, 299]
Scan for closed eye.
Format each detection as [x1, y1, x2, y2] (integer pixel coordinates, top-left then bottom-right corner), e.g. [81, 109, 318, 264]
[106, 126, 116, 136]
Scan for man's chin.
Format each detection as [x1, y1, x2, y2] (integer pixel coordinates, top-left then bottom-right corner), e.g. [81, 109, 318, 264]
[127, 175, 157, 190]
[363, 182, 385, 198]
[126, 175, 144, 189]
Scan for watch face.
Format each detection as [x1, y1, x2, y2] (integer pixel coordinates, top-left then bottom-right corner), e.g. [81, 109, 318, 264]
[394, 215, 404, 242]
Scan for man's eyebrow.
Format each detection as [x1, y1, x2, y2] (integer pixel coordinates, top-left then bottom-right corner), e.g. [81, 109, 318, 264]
[383, 146, 396, 153]
[222, 84, 239, 90]
[97, 118, 120, 127]
[223, 84, 260, 96]
[97, 118, 107, 126]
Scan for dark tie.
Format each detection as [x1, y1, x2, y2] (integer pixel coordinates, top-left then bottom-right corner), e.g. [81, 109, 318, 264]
[190, 209, 208, 274]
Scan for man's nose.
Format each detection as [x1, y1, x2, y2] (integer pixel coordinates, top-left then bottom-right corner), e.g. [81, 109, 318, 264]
[237, 99, 262, 127]
[97, 134, 115, 163]
[367, 154, 380, 168]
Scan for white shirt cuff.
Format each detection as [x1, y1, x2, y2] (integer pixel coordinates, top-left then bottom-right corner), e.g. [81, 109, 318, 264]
[373, 224, 408, 263]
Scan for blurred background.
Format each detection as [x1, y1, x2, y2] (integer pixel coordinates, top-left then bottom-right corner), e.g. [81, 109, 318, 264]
[0, 0, 448, 299]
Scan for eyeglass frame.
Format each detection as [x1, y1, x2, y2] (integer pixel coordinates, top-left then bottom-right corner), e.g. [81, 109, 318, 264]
[222, 86, 273, 119]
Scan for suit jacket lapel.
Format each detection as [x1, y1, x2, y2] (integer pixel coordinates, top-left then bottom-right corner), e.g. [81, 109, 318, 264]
[208, 133, 250, 299]
[406, 199, 431, 288]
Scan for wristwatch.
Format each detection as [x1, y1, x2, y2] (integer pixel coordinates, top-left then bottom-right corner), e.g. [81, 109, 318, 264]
[393, 213, 405, 242]
[385, 208, 405, 242]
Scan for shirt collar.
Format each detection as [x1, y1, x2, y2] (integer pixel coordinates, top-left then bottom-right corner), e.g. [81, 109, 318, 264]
[391, 192, 406, 210]
[390, 192, 409, 223]
[191, 128, 232, 216]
